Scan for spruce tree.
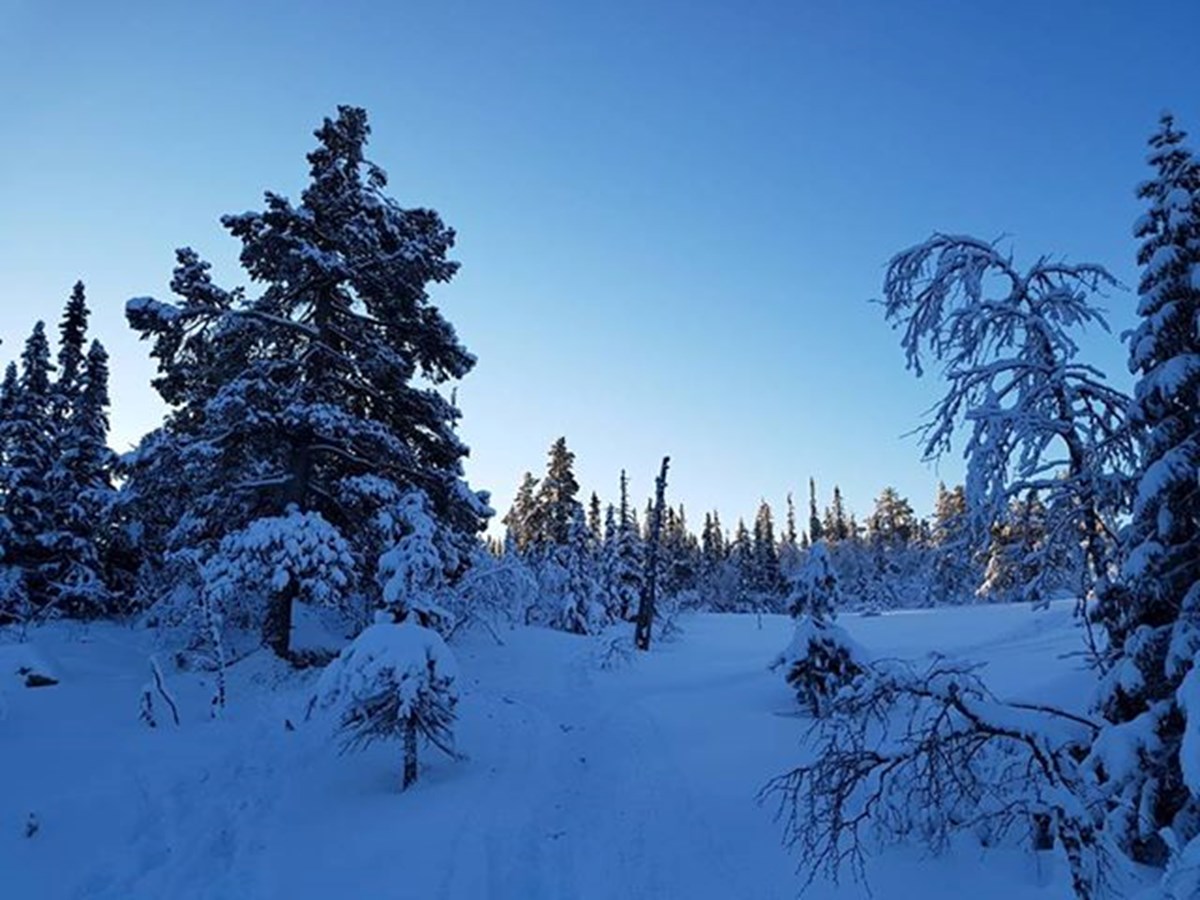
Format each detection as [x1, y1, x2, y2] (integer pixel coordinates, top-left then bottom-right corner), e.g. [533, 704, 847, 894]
[45, 339, 118, 615]
[53, 282, 90, 423]
[1091, 113, 1200, 865]
[587, 491, 602, 551]
[528, 437, 581, 549]
[502, 472, 539, 553]
[808, 477, 824, 543]
[751, 500, 784, 606]
[0, 324, 57, 612]
[609, 469, 643, 620]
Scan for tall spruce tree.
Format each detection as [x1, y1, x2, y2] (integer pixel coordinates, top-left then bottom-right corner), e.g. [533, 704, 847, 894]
[608, 469, 643, 620]
[0, 323, 57, 614]
[53, 282, 90, 423]
[125, 106, 490, 656]
[45, 338, 118, 615]
[808, 477, 824, 543]
[1090, 113, 1200, 866]
[751, 500, 784, 606]
[503, 471, 540, 553]
[528, 437, 581, 549]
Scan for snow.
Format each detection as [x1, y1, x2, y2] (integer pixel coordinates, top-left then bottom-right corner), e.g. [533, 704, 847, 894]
[1, 602, 1105, 899]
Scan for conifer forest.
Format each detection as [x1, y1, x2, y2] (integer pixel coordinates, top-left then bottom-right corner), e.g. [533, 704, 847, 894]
[1, 7, 1198, 899]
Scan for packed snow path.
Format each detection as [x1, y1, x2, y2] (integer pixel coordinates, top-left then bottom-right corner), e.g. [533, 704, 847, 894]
[2, 605, 1090, 899]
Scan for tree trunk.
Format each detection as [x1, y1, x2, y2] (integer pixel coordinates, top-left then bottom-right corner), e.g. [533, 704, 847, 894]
[263, 579, 296, 660]
[635, 457, 670, 652]
[402, 717, 419, 790]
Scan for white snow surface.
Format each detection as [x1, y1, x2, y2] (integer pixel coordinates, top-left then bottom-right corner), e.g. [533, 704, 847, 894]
[1, 602, 1108, 899]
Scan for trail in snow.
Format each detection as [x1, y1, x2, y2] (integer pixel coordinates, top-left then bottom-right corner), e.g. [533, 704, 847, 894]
[2, 604, 1092, 900]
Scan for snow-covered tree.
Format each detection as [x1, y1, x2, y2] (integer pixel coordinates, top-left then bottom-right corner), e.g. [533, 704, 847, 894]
[881, 233, 1136, 608]
[312, 613, 459, 790]
[537, 506, 606, 635]
[526, 437, 581, 549]
[125, 106, 490, 655]
[603, 469, 643, 621]
[201, 507, 358, 643]
[502, 471, 539, 553]
[1089, 113, 1200, 870]
[751, 500, 785, 609]
[774, 543, 863, 715]
[44, 339, 119, 616]
[378, 489, 454, 629]
[0, 323, 57, 616]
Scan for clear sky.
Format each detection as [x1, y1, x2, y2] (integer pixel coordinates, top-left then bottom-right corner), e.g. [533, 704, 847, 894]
[1, 0, 1197, 532]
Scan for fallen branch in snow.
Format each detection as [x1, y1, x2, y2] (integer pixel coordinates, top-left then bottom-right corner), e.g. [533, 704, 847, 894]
[139, 656, 181, 728]
[760, 654, 1115, 899]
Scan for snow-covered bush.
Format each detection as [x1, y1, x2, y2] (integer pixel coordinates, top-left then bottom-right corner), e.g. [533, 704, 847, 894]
[771, 617, 868, 717]
[775, 543, 864, 715]
[201, 508, 357, 657]
[310, 614, 459, 790]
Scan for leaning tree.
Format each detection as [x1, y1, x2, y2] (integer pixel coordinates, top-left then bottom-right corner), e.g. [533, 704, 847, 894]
[881, 234, 1136, 617]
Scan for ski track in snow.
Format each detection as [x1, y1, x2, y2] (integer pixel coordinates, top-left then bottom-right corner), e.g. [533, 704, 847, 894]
[2, 605, 1092, 900]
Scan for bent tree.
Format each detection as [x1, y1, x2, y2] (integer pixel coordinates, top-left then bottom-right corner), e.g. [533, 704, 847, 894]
[881, 235, 1136, 614]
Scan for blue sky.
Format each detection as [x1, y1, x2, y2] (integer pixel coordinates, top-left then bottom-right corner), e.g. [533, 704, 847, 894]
[1, 0, 1197, 531]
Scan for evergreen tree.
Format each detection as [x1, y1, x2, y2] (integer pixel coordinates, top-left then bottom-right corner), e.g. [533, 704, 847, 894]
[609, 469, 643, 620]
[929, 482, 974, 603]
[728, 518, 755, 612]
[45, 339, 119, 615]
[53, 281, 90, 423]
[502, 472, 539, 553]
[865, 486, 917, 546]
[0, 323, 57, 614]
[1090, 113, 1200, 866]
[823, 486, 849, 542]
[698, 510, 725, 608]
[780, 492, 802, 576]
[808, 477, 824, 543]
[528, 437, 581, 548]
[587, 491, 602, 551]
[751, 500, 784, 607]
[774, 543, 862, 716]
[125, 106, 490, 656]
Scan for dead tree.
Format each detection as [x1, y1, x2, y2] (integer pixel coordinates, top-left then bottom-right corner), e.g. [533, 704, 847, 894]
[634, 456, 670, 651]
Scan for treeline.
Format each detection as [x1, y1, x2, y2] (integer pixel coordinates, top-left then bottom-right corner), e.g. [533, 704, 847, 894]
[491, 436, 1081, 632]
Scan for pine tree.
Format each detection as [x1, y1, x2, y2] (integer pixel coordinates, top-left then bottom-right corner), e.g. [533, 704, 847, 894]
[1090, 113, 1200, 866]
[125, 106, 490, 656]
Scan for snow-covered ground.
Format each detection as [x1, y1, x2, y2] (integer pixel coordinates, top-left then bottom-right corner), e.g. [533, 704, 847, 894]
[2, 603, 1095, 899]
